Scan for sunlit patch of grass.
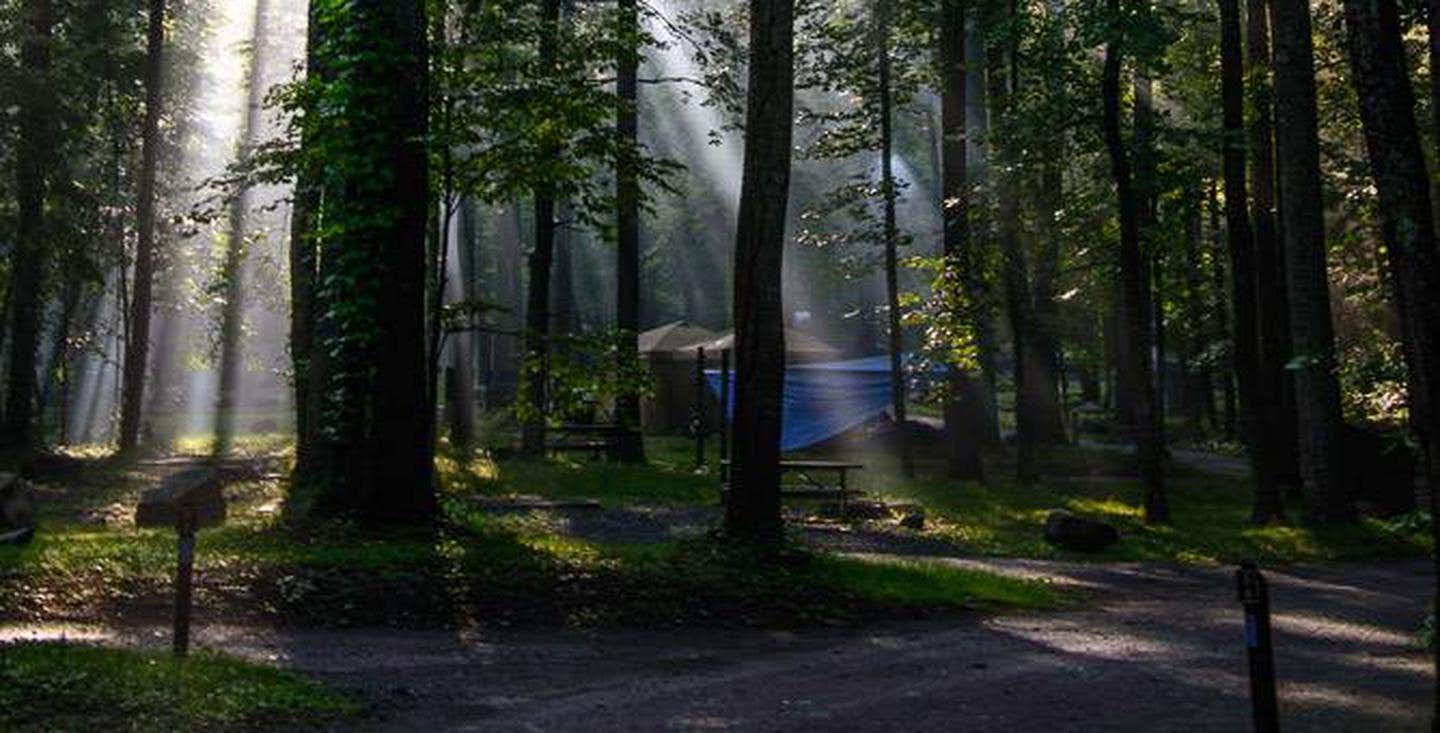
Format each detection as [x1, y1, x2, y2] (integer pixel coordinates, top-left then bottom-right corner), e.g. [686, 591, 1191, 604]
[438, 437, 717, 507]
[0, 642, 359, 732]
[807, 555, 1063, 611]
[171, 432, 294, 458]
[893, 469, 1431, 564]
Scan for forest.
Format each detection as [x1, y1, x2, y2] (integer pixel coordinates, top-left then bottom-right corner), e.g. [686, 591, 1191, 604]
[0, 0, 1436, 729]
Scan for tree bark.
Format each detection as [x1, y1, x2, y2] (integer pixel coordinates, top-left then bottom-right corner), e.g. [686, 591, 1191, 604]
[295, 0, 434, 525]
[725, 0, 794, 543]
[1339, 0, 1440, 717]
[215, 0, 270, 456]
[876, 0, 913, 479]
[939, 0, 985, 481]
[1272, 0, 1349, 523]
[115, 0, 165, 453]
[1221, 0, 1283, 522]
[291, 0, 322, 476]
[3, 0, 56, 450]
[1248, 0, 1300, 497]
[520, 0, 563, 457]
[614, 0, 645, 462]
[1102, 0, 1167, 522]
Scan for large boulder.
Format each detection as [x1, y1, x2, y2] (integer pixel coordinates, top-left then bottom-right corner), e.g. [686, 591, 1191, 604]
[1044, 510, 1119, 553]
[0, 472, 35, 531]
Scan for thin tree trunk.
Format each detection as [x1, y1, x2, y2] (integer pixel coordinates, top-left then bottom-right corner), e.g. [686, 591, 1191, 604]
[1102, 0, 1167, 522]
[876, 0, 913, 478]
[3, 0, 56, 450]
[520, 0, 563, 457]
[725, 0, 795, 543]
[1221, 0, 1283, 521]
[290, 0, 322, 476]
[614, 0, 645, 462]
[1272, 0, 1349, 523]
[1248, 0, 1300, 496]
[965, 14, 1002, 443]
[116, 0, 166, 453]
[1339, 0, 1440, 718]
[939, 0, 985, 481]
[215, 0, 270, 457]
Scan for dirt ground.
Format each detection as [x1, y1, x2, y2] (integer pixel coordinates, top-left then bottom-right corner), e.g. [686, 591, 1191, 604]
[5, 557, 1430, 731]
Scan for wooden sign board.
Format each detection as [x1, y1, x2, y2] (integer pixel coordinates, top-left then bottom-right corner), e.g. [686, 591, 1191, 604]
[135, 468, 227, 530]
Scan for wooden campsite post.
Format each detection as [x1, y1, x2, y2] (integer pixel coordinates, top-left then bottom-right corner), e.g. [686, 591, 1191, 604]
[135, 469, 226, 657]
[693, 346, 707, 469]
[719, 348, 731, 466]
[1237, 562, 1279, 732]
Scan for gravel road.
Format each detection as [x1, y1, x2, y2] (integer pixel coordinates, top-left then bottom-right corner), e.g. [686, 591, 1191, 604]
[5, 557, 1430, 731]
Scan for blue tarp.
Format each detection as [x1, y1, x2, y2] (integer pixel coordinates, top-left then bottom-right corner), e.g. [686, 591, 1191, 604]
[706, 356, 902, 452]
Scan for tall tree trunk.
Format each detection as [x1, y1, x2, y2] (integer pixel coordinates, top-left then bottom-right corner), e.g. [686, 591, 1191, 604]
[1208, 182, 1237, 438]
[3, 0, 56, 450]
[520, 0, 563, 457]
[295, 0, 434, 525]
[116, 0, 165, 453]
[522, 195, 556, 455]
[965, 13, 1002, 443]
[1272, 0, 1349, 523]
[445, 198, 478, 450]
[291, 0, 322, 476]
[1221, 0, 1283, 522]
[1248, 0, 1300, 496]
[725, 0, 794, 543]
[876, 0, 913, 478]
[215, 0, 271, 457]
[614, 0, 645, 462]
[939, 0, 984, 481]
[1181, 192, 1213, 432]
[1102, 0, 1168, 522]
[1340, 0, 1440, 718]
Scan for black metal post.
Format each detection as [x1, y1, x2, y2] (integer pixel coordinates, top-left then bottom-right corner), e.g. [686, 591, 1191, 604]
[173, 511, 196, 657]
[694, 346, 706, 469]
[1237, 561, 1279, 732]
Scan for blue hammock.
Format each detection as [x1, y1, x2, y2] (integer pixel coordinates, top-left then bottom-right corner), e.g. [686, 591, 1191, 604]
[706, 355, 907, 452]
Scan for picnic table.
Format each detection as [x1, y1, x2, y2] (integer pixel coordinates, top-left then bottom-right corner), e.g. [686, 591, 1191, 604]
[721, 459, 866, 513]
[546, 423, 626, 460]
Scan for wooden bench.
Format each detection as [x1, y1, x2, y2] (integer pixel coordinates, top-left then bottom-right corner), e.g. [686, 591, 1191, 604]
[721, 459, 866, 513]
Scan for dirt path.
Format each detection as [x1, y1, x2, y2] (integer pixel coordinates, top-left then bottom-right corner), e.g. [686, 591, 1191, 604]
[4, 557, 1429, 731]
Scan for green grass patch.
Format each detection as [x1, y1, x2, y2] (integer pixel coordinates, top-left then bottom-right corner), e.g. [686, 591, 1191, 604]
[438, 436, 717, 506]
[0, 642, 357, 732]
[886, 472, 1431, 564]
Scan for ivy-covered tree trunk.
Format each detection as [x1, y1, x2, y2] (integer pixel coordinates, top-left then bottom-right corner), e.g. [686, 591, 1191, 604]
[1272, 0, 1349, 523]
[1339, 0, 1440, 715]
[3, 0, 56, 450]
[293, 0, 434, 525]
[938, 0, 984, 482]
[215, 0, 270, 457]
[614, 0, 645, 463]
[876, 0, 912, 479]
[725, 0, 794, 543]
[1220, 0, 1282, 522]
[1102, 0, 1167, 523]
[1248, 0, 1300, 500]
[116, 0, 165, 453]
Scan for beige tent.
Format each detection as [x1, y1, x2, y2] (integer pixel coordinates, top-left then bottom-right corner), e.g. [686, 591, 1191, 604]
[638, 322, 719, 434]
[693, 328, 844, 364]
